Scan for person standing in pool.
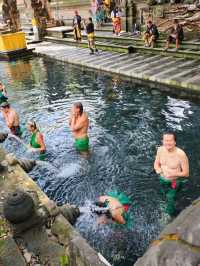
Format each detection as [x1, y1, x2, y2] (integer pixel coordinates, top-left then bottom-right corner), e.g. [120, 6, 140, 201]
[154, 132, 189, 215]
[69, 102, 89, 152]
[27, 121, 46, 159]
[1, 102, 22, 137]
[0, 82, 8, 104]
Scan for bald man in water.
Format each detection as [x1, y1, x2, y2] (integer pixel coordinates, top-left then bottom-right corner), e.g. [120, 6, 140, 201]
[154, 132, 189, 215]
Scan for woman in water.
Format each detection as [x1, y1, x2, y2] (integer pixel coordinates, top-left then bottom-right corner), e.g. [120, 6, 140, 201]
[27, 121, 46, 159]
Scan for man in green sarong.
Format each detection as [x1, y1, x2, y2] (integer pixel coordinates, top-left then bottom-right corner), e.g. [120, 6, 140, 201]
[154, 132, 189, 215]
[69, 102, 89, 153]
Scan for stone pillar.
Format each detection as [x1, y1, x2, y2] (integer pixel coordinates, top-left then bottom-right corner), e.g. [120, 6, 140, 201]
[120, 0, 136, 32]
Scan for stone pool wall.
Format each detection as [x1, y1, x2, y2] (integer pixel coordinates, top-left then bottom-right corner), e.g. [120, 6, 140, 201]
[134, 197, 200, 265]
[0, 147, 109, 266]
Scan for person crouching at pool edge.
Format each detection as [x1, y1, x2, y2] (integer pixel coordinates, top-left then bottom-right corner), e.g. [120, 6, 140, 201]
[27, 121, 46, 160]
[69, 102, 89, 153]
[1, 101, 22, 137]
[154, 131, 189, 215]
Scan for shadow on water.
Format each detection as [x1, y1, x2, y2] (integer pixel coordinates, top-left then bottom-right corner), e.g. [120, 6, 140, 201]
[0, 57, 200, 266]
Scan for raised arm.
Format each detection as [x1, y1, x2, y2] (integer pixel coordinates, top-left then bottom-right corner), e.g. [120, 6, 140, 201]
[70, 114, 88, 132]
[154, 147, 163, 175]
[70, 117, 85, 132]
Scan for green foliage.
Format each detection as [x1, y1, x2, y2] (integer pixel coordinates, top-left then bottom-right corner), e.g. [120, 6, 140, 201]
[60, 255, 69, 266]
[0, 218, 6, 238]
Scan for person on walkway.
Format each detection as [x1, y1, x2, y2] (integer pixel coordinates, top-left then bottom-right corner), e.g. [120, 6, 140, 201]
[73, 10, 82, 43]
[85, 17, 99, 54]
[164, 19, 184, 51]
[69, 102, 89, 152]
[94, 191, 132, 227]
[154, 132, 189, 215]
[111, 7, 122, 36]
[0, 82, 8, 104]
[96, 5, 105, 28]
[143, 20, 159, 48]
[27, 121, 46, 159]
[1, 102, 22, 136]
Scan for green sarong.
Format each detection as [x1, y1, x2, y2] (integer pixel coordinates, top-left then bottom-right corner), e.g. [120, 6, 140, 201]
[160, 176, 182, 216]
[75, 136, 89, 152]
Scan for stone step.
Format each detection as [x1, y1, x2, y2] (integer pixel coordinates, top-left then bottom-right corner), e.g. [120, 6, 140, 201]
[29, 41, 200, 97]
[44, 36, 200, 60]
[63, 31, 200, 51]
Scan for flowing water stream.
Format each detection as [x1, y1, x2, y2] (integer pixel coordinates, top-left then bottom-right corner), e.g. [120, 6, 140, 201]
[1, 57, 200, 266]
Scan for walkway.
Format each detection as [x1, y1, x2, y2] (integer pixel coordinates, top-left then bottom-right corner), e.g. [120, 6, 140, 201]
[29, 41, 200, 97]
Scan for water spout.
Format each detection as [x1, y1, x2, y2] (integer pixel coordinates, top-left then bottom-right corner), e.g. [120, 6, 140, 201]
[0, 132, 8, 143]
[35, 160, 58, 172]
[7, 134, 28, 150]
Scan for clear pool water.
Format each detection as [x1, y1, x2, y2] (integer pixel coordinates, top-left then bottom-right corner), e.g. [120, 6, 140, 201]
[1, 57, 200, 266]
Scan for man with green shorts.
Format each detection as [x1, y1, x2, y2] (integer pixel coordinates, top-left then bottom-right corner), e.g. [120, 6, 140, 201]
[69, 102, 89, 152]
[154, 132, 189, 215]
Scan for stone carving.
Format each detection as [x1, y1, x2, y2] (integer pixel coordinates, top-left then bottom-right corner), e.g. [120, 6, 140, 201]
[3, 190, 35, 224]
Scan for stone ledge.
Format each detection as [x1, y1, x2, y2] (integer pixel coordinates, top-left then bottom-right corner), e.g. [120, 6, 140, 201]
[134, 197, 200, 266]
[135, 239, 200, 266]
[0, 236, 26, 266]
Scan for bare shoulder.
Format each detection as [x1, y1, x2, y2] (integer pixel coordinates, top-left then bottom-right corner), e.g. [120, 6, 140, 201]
[82, 112, 89, 120]
[176, 147, 188, 158]
[157, 146, 164, 154]
[11, 108, 17, 115]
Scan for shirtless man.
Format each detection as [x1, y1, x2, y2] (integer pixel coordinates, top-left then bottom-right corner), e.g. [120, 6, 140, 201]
[69, 102, 89, 152]
[154, 132, 189, 215]
[1, 102, 21, 136]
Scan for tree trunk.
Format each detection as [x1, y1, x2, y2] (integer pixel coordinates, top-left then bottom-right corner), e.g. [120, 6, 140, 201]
[2, 0, 21, 32]
[30, 0, 52, 37]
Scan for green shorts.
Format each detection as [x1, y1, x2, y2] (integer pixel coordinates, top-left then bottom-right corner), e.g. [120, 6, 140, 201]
[39, 151, 46, 161]
[75, 136, 89, 152]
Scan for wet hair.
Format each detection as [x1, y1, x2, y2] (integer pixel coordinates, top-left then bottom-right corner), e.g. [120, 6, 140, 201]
[74, 102, 83, 115]
[27, 121, 37, 130]
[163, 131, 177, 142]
[1, 102, 10, 108]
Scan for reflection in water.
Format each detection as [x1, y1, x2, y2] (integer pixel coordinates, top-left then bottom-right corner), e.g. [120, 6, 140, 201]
[5, 60, 32, 82]
[0, 57, 200, 266]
